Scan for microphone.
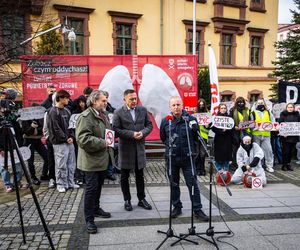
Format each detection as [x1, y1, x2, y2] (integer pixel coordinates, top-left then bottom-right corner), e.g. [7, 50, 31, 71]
[166, 114, 174, 121]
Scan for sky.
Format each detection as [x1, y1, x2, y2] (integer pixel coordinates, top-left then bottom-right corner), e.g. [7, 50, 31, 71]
[278, 0, 297, 23]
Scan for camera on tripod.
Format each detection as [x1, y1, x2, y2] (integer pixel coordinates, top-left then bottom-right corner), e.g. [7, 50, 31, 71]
[0, 88, 19, 124]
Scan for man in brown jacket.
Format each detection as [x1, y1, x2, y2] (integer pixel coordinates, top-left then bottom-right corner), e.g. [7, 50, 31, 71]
[76, 90, 114, 234]
[113, 89, 153, 212]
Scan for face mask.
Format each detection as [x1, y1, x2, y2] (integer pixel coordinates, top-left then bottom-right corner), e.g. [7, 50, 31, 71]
[257, 105, 265, 111]
[242, 143, 252, 151]
[237, 102, 245, 109]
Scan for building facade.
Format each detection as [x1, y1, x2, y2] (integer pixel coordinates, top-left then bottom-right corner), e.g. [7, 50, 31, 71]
[0, 0, 278, 102]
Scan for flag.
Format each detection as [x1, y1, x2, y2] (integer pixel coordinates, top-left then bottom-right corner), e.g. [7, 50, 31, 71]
[208, 45, 220, 116]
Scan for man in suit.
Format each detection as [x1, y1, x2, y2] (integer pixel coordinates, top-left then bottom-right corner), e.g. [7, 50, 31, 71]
[113, 89, 153, 211]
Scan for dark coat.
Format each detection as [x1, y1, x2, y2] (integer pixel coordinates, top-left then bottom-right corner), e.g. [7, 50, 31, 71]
[112, 105, 153, 170]
[279, 110, 300, 143]
[211, 113, 233, 162]
[160, 110, 199, 163]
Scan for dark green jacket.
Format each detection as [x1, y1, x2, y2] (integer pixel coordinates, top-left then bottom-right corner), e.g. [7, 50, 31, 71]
[76, 107, 114, 171]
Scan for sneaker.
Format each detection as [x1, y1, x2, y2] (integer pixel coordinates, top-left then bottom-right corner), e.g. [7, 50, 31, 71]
[281, 165, 288, 171]
[94, 207, 111, 218]
[48, 179, 56, 188]
[171, 207, 182, 218]
[106, 175, 117, 181]
[287, 165, 294, 171]
[194, 209, 209, 222]
[266, 167, 274, 173]
[57, 186, 66, 193]
[296, 160, 300, 165]
[5, 186, 13, 193]
[86, 221, 97, 234]
[72, 184, 80, 189]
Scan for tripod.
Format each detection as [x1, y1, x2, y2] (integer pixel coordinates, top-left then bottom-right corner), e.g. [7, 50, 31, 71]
[156, 115, 198, 250]
[1, 121, 55, 250]
[172, 119, 232, 249]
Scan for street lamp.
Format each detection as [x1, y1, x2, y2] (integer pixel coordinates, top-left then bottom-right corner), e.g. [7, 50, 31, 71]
[20, 23, 76, 46]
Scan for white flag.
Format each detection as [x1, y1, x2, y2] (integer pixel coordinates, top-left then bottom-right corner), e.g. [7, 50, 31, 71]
[208, 46, 220, 116]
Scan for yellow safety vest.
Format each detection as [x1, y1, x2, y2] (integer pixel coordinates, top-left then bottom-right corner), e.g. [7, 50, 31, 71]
[199, 125, 209, 140]
[238, 110, 251, 134]
[252, 110, 271, 137]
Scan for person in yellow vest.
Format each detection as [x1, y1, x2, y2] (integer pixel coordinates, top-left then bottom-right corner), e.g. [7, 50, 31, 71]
[250, 99, 275, 173]
[229, 97, 251, 169]
[195, 98, 210, 176]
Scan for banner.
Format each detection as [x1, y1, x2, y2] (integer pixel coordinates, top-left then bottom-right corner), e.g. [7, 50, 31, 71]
[21, 55, 198, 140]
[208, 46, 220, 116]
[278, 80, 300, 104]
[213, 116, 234, 130]
[193, 113, 213, 125]
[17, 106, 46, 120]
[279, 122, 300, 136]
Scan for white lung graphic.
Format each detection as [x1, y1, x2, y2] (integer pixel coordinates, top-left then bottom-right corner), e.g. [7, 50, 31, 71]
[139, 64, 180, 127]
[99, 65, 133, 109]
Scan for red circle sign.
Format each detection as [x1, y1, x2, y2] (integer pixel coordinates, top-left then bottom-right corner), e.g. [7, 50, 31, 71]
[252, 177, 262, 188]
[106, 131, 114, 146]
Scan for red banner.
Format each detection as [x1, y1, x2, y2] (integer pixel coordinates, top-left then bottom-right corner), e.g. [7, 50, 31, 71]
[21, 55, 198, 140]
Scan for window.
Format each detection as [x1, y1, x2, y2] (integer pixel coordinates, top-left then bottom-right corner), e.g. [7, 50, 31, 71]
[250, 36, 261, 66]
[221, 95, 233, 102]
[221, 34, 233, 65]
[108, 11, 142, 55]
[250, 0, 266, 12]
[248, 89, 263, 104]
[64, 18, 84, 55]
[187, 30, 201, 63]
[54, 4, 95, 55]
[220, 90, 235, 102]
[182, 20, 209, 65]
[1, 14, 25, 58]
[247, 27, 268, 67]
[116, 24, 133, 55]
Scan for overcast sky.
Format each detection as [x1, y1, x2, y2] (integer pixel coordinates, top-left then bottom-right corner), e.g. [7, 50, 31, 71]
[278, 0, 297, 23]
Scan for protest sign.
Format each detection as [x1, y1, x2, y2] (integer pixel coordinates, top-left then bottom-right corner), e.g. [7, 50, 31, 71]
[279, 122, 300, 136]
[193, 113, 213, 125]
[213, 116, 234, 129]
[17, 106, 46, 121]
[68, 114, 80, 129]
[105, 129, 115, 148]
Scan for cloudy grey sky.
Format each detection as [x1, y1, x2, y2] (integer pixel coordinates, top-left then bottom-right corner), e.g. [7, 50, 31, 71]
[278, 0, 297, 23]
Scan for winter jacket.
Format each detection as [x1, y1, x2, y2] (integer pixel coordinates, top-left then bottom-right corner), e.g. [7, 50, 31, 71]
[160, 110, 199, 164]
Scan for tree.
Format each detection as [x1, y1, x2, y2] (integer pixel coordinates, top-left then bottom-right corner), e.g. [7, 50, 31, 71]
[198, 67, 211, 106]
[35, 21, 65, 55]
[271, 0, 300, 98]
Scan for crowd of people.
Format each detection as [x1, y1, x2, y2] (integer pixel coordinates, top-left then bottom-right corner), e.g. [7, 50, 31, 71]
[0, 87, 300, 233]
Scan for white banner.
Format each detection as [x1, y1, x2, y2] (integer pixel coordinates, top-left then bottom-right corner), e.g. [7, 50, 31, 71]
[17, 106, 46, 121]
[279, 122, 300, 136]
[209, 46, 220, 116]
[255, 122, 280, 131]
[193, 113, 213, 125]
[213, 116, 234, 129]
[0, 146, 31, 166]
[238, 121, 256, 129]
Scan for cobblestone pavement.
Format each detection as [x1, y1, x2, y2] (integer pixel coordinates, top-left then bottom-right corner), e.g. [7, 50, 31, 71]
[0, 158, 300, 249]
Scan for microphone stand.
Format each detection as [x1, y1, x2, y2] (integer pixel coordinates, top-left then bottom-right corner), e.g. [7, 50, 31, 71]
[156, 117, 197, 249]
[171, 120, 232, 249]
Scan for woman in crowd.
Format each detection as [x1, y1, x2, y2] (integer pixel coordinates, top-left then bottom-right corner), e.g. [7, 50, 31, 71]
[230, 97, 251, 169]
[72, 95, 87, 185]
[211, 103, 233, 172]
[279, 103, 300, 171]
[195, 98, 210, 176]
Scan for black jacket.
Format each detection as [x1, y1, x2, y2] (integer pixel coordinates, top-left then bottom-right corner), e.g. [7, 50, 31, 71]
[47, 106, 73, 144]
[160, 110, 199, 163]
[279, 110, 300, 143]
[41, 94, 53, 109]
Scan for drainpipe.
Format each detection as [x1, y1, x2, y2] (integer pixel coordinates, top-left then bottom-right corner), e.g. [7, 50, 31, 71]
[160, 0, 164, 55]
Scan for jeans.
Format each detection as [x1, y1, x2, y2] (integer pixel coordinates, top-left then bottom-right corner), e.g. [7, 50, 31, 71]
[24, 138, 48, 177]
[168, 160, 202, 211]
[215, 161, 230, 171]
[271, 135, 283, 164]
[106, 164, 114, 177]
[0, 162, 23, 187]
[83, 170, 106, 223]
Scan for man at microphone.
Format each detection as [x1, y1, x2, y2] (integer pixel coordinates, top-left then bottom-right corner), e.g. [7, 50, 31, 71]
[160, 96, 208, 221]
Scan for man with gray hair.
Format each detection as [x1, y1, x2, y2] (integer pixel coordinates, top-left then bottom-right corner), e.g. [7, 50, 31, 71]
[76, 90, 114, 234]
